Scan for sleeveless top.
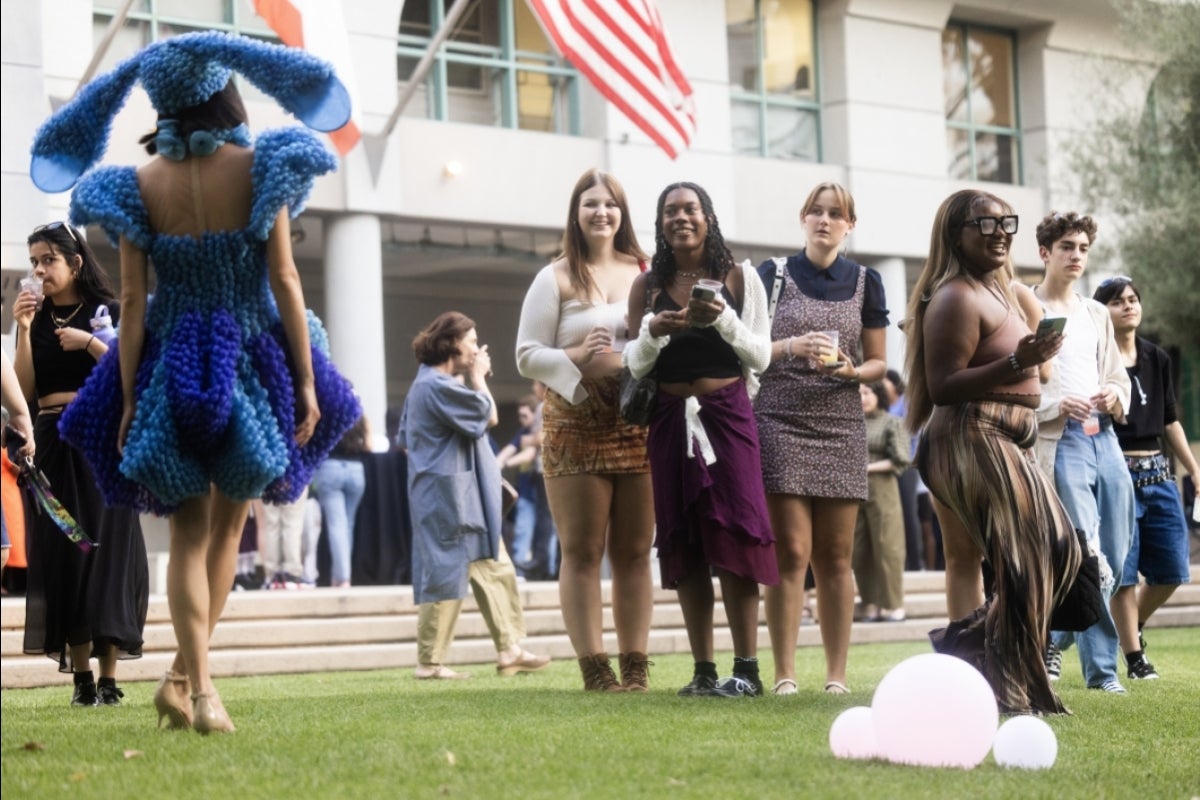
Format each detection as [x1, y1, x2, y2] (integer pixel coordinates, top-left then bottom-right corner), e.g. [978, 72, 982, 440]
[968, 307, 1040, 400]
[31, 298, 118, 398]
[652, 285, 742, 383]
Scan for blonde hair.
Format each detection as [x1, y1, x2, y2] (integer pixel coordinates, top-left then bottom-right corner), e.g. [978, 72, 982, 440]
[904, 190, 1023, 432]
[801, 182, 857, 223]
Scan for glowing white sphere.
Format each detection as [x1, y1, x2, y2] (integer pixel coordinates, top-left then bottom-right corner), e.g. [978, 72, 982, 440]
[829, 706, 878, 760]
[871, 653, 998, 769]
[992, 715, 1058, 769]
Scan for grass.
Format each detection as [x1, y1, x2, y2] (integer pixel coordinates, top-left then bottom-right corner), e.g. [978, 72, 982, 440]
[3, 630, 1199, 800]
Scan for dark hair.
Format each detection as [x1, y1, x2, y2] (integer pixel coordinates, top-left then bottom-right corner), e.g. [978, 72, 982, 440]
[1035, 211, 1097, 249]
[559, 169, 648, 299]
[867, 381, 890, 411]
[139, 79, 249, 155]
[412, 311, 475, 366]
[885, 368, 905, 396]
[651, 182, 735, 284]
[1093, 276, 1140, 305]
[337, 414, 371, 455]
[517, 394, 538, 412]
[26, 222, 116, 307]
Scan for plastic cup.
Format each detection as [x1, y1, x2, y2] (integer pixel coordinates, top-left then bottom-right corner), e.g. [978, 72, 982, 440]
[695, 279, 723, 300]
[19, 275, 44, 311]
[821, 330, 840, 365]
[1082, 411, 1101, 436]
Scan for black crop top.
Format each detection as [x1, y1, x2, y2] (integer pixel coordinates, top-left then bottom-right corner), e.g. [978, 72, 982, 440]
[31, 298, 119, 398]
[1113, 337, 1177, 452]
[652, 286, 742, 383]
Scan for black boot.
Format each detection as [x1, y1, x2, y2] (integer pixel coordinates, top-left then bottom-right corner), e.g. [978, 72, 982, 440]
[98, 676, 125, 706]
[72, 670, 99, 707]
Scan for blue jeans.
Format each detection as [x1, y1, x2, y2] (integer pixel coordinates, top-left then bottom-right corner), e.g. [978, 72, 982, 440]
[512, 475, 558, 578]
[313, 457, 366, 585]
[1050, 419, 1135, 687]
[1122, 467, 1191, 586]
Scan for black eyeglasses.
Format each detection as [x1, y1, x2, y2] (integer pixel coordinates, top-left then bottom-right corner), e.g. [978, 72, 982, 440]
[34, 221, 80, 246]
[1099, 275, 1133, 288]
[963, 215, 1018, 236]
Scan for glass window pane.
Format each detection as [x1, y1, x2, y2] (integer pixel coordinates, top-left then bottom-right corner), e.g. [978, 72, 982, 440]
[725, 0, 757, 91]
[942, 27, 968, 121]
[156, 0, 227, 24]
[946, 127, 971, 179]
[517, 68, 555, 132]
[446, 72, 500, 126]
[93, 16, 151, 72]
[234, 0, 273, 35]
[514, 0, 553, 55]
[967, 29, 1015, 128]
[401, 0, 432, 37]
[763, 0, 814, 99]
[765, 106, 817, 161]
[448, 2, 488, 47]
[974, 132, 1017, 183]
[731, 99, 762, 155]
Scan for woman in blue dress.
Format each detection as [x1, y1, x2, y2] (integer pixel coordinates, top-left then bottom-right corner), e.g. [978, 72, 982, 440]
[31, 32, 360, 734]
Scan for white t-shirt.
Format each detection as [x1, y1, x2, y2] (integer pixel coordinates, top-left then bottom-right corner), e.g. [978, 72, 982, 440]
[1055, 298, 1101, 399]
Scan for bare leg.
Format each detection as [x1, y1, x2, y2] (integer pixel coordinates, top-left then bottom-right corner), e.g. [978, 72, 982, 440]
[809, 498, 859, 687]
[69, 642, 92, 674]
[764, 494, 812, 685]
[545, 473, 614, 656]
[167, 494, 213, 695]
[934, 496, 984, 619]
[607, 472, 654, 655]
[717, 569, 761, 659]
[1114, 583, 1178, 654]
[1136, 583, 1178, 627]
[675, 570, 715, 662]
[97, 643, 117, 680]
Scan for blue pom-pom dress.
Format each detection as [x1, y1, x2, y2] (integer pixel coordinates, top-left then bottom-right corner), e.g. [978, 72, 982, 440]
[59, 128, 361, 514]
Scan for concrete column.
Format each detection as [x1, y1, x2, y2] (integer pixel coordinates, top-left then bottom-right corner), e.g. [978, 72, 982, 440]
[872, 257, 909, 377]
[323, 213, 386, 443]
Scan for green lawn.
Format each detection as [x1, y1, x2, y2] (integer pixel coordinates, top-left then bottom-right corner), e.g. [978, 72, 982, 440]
[3, 630, 1198, 799]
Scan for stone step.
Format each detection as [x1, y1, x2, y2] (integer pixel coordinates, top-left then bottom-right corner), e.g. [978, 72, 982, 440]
[3, 568, 1198, 689]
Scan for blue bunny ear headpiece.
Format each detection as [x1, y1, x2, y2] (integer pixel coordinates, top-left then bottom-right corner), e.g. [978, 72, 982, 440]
[30, 30, 351, 193]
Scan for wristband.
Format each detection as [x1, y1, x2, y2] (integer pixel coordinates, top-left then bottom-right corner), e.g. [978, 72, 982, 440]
[1008, 352, 1022, 372]
[86, 335, 97, 353]
[786, 337, 795, 360]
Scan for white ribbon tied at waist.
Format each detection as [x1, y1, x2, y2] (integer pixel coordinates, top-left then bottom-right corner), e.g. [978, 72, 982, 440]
[684, 396, 717, 466]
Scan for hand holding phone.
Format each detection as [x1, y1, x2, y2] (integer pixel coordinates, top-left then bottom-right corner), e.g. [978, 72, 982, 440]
[1036, 315, 1066, 340]
[691, 279, 722, 303]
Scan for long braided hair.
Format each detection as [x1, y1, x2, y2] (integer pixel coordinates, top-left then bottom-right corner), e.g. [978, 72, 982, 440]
[650, 181, 735, 285]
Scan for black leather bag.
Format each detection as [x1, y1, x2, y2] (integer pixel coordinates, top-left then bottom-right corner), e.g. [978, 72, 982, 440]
[618, 276, 656, 426]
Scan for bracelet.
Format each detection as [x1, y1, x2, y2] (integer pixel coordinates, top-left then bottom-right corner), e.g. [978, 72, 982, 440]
[785, 337, 795, 360]
[1008, 352, 1022, 372]
[86, 335, 96, 353]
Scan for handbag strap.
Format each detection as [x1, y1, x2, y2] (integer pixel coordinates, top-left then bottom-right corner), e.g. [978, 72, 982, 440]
[767, 257, 787, 324]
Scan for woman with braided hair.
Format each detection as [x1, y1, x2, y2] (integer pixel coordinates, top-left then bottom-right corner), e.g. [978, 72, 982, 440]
[625, 181, 777, 697]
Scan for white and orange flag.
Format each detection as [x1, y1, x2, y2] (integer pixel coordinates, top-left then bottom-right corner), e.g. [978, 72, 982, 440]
[253, 0, 362, 154]
[527, 0, 696, 159]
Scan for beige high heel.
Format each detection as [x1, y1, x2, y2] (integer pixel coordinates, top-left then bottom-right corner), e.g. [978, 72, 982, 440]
[153, 671, 192, 730]
[192, 691, 236, 735]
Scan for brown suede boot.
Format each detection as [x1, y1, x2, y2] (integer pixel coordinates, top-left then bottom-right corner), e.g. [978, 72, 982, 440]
[619, 652, 651, 692]
[578, 653, 624, 692]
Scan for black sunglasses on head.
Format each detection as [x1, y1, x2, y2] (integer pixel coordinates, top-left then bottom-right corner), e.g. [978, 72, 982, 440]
[963, 215, 1018, 236]
[33, 220, 80, 246]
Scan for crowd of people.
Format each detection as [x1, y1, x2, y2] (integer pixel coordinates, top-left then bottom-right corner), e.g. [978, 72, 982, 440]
[3, 32, 1193, 733]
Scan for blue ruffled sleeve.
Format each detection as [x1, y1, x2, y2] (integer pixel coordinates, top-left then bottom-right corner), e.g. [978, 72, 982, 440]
[69, 166, 152, 250]
[248, 128, 338, 241]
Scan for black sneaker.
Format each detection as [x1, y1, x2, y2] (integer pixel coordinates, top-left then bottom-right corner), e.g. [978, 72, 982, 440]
[677, 674, 718, 696]
[71, 680, 99, 707]
[1044, 643, 1062, 681]
[711, 674, 763, 698]
[1127, 654, 1160, 680]
[98, 679, 125, 706]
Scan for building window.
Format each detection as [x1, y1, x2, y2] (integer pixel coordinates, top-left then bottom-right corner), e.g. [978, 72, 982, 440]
[942, 21, 1021, 183]
[92, 1, 276, 100]
[726, 0, 819, 161]
[397, 0, 578, 134]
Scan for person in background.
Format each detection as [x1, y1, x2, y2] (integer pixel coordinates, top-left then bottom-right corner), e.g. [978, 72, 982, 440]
[1, 349, 36, 579]
[1093, 276, 1198, 680]
[754, 182, 888, 695]
[905, 189, 1084, 714]
[255, 491, 310, 588]
[1032, 211, 1134, 695]
[402, 312, 549, 680]
[624, 181, 777, 697]
[495, 395, 540, 576]
[884, 369, 924, 571]
[312, 414, 369, 588]
[853, 381, 911, 622]
[516, 169, 654, 692]
[12, 223, 149, 707]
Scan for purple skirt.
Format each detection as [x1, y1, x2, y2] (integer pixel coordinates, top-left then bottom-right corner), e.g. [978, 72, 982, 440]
[647, 380, 778, 589]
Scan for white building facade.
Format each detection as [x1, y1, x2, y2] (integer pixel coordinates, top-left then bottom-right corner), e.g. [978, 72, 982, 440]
[2, 0, 1152, 437]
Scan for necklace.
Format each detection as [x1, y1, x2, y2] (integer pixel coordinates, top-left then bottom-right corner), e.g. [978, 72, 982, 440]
[676, 269, 702, 279]
[51, 303, 84, 329]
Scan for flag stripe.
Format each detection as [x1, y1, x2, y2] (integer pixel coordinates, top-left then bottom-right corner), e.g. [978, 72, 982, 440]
[528, 0, 694, 159]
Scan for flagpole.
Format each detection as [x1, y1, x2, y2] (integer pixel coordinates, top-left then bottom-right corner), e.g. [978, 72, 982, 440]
[75, 0, 138, 97]
[361, 0, 474, 181]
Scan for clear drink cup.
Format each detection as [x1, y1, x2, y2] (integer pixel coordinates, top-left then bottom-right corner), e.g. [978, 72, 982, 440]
[821, 330, 840, 365]
[19, 275, 44, 311]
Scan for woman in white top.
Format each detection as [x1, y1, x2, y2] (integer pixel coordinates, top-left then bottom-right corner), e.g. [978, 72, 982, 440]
[516, 169, 655, 692]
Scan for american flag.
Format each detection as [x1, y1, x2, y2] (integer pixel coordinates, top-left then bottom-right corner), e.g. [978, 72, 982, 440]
[528, 0, 696, 159]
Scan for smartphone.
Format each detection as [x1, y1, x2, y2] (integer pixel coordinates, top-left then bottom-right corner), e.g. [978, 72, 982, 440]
[691, 284, 717, 302]
[1036, 315, 1067, 339]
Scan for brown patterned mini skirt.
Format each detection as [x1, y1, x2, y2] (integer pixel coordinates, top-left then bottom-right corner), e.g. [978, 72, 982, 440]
[541, 375, 649, 478]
